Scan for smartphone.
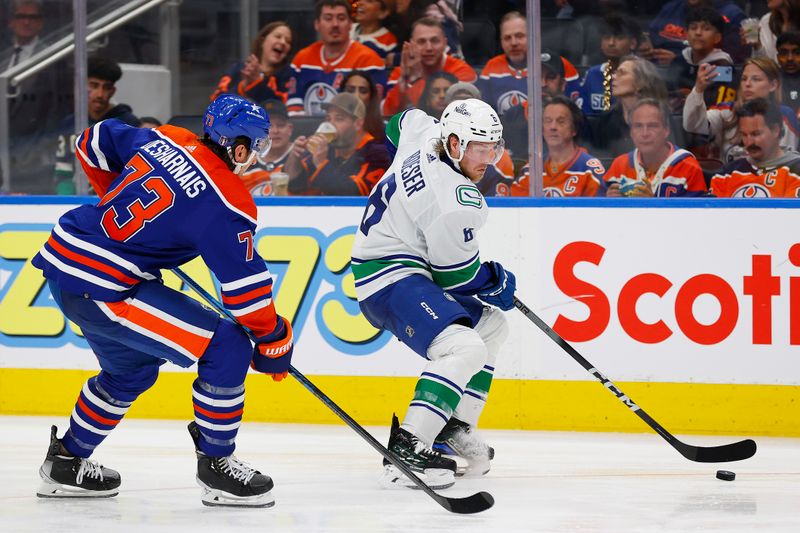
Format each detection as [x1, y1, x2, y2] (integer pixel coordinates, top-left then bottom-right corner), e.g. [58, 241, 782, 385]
[711, 65, 733, 83]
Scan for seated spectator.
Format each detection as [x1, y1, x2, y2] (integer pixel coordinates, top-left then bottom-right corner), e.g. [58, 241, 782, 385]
[54, 57, 140, 195]
[424, 0, 465, 59]
[599, 98, 707, 197]
[577, 13, 641, 116]
[288, 0, 385, 116]
[710, 98, 800, 197]
[382, 17, 476, 115]
[512, 96, 606, 197]
[138, 117, 162, 129]
[341, 70, 386, 141]
[210, 21, 293, 103]
[684, 56, 800, 162]
[776, 31, 800, 117]
[478, 13, 580, 115]
[752, 0, 800, 62]
[665, 6, 735, 111]
[418, 71, 457, 117]
[588, 56, 669, 158]
[284, 93, 390, 195]
[444, 81, 481, 105]
[351, 0, 398, 68]
[241, 99, 295, 196]
[647, 0, 748, 65]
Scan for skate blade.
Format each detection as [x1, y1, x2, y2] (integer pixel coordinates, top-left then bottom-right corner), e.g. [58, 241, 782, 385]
[378, 464, 455, 490]
[37, 481, 118, 499]
[200, 487, 275, 508]
[432, 445, 491, 478]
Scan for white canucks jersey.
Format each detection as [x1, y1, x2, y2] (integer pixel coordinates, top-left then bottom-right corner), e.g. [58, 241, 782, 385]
[351, 109, 489, 301]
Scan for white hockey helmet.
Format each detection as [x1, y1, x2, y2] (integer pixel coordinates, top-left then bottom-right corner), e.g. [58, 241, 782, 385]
[439, 98, 504, 164]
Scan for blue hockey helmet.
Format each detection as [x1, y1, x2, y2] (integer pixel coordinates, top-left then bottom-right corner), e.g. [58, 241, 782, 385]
[203, 94, 272, 159]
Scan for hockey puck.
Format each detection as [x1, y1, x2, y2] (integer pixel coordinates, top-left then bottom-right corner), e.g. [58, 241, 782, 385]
[716, 470, 736, 481]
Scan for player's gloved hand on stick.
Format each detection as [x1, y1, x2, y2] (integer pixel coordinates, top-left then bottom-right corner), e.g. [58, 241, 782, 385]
[251, 316, 293, 381]
[477, 261, 516, 311]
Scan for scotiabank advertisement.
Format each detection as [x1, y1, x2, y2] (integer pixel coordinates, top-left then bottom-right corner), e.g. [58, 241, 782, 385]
[1, 199, 798, 387]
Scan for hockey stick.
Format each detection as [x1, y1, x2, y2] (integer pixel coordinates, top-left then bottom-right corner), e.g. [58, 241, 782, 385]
[513, 297, 757, 463]
[172, 267, 493, 514]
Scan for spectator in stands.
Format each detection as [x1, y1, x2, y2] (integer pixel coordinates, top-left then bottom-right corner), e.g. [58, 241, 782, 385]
[423, 0, 464, 59]
[684, 56, 800, 162]
[418, 71, 457, 117]
[710, 98, 800, 197]
[54, 57, 140, 195]
[776, 31, 800, 116]
[752, 0, 800, 62]
[514, 96, 606, 197]
[138, 117, 162, 129]
[241, 99, 295, 196]
[599, 98, 707, 197]
[382, 17, 476, 115]
[284, 92, 390, 195]
[647, 0, 748, 65]
[665, 6, 735, 112]
[589, 56, 669, 158]
[351, 0, 398, 68]
[444, 81, 481, 105]
[288, 0, 386, 116]
[478, 13, 581, 115]
[4, 0, 57, 194]
[210, 21, 293, 104]
[577, 14, 641, 116]
[341, 70, 385, 141]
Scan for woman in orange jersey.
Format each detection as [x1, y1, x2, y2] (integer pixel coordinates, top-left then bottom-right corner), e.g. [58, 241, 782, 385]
[210, 21, 293, 104]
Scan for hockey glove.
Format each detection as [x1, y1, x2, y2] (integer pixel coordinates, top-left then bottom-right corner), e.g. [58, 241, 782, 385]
[476, 261, 516, 311]
[251, 316, 293, 382]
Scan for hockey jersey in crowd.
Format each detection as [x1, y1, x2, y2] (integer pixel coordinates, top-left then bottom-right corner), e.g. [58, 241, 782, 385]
[241, 145, 292, 196]
[210, 62, 291, 104]
[477, 54, 581, 116]
[668, 48, 735, 108]
[289, 132, 390, 196]
[32, 119, 281, 338]
[351, 24, 398, 61]
[576, 63, 616, 116]
[53, 104, 140, 194]
[382, 54, 477, 115]
[649, 0, 748, 63]
[287, 41, 386, 116]
[598, 144, 707, 197]
[513, 148, 605, 197]
[710, 153, 800, 197]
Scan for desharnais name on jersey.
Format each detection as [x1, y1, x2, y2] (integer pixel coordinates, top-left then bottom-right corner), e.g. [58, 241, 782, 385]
[31, 119, 282, 338]
[710, 153, 800, 198]
[351, 109, 494, 301]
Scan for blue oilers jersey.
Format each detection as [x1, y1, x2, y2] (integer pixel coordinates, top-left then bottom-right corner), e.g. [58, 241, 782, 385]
[32, 119, 281, 338]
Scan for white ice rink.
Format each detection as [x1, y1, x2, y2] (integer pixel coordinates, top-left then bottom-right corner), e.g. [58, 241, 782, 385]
[0, 416, 798, 533]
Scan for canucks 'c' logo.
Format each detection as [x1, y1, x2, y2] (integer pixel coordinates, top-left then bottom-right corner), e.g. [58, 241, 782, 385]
[456, 185, 483, 208]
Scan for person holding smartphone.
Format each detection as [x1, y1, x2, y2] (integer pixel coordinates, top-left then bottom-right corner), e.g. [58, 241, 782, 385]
[667, 6, 736, 111]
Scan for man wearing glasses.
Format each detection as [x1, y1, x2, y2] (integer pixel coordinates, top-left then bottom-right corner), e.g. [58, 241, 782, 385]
[5, 0, 44, 69]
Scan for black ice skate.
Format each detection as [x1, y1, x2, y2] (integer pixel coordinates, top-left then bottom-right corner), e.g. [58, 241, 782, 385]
[37, 425, 120, 498]
[188, 421, 274, 508]
[433, 417, 494, 477]
[380, 414, 457, 490]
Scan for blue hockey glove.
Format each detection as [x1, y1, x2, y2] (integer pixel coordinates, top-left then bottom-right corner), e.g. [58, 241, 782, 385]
[476, 261, 516, 311]
[251, 316, 293, 382]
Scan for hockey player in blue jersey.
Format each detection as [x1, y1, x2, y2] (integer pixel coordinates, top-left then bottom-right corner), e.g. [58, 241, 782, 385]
[32, 94, 293, 508]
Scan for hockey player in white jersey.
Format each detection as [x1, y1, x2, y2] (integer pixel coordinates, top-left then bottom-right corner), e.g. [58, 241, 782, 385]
[351, 99, 516, 489]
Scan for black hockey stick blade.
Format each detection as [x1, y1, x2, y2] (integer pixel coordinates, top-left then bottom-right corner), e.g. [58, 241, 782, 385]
[513, 296, 757, 464]
[173, 267, 494, 514]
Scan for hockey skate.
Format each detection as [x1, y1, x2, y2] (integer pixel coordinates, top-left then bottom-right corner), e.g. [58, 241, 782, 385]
[37, 425, 121, 498]
[188, 422, 274, 508]
[433, 417, 494, 477]
[380, 414, 457, 490]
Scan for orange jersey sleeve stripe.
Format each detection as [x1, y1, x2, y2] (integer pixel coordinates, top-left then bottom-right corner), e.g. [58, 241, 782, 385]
[47, 236, 139, 285]
[221, 285, 272, 306]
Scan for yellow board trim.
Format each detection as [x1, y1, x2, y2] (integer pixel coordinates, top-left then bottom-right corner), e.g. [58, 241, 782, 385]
[1, 368, 798, 436]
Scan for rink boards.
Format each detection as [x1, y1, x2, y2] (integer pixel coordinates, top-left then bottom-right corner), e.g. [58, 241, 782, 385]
[1, 197, 798, 436]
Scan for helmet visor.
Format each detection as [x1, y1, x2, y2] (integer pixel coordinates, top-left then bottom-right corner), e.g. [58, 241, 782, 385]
[464, 139, 505, 165]
[253, 136, 273, 159]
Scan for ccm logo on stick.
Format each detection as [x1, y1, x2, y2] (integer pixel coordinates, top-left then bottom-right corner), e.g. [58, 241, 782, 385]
[552, 241, 800, 346]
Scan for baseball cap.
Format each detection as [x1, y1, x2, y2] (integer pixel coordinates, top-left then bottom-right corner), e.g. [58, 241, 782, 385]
[262, 99, 288, 120]
[541, 49, 564, 78]
[321, 92, 366, 120]
[445, 82, 481, 105]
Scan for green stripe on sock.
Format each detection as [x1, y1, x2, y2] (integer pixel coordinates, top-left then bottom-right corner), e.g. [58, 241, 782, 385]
[351, 258, 427, 280]
[466, 370, 493, 395]
[413, 377, 462, 415]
